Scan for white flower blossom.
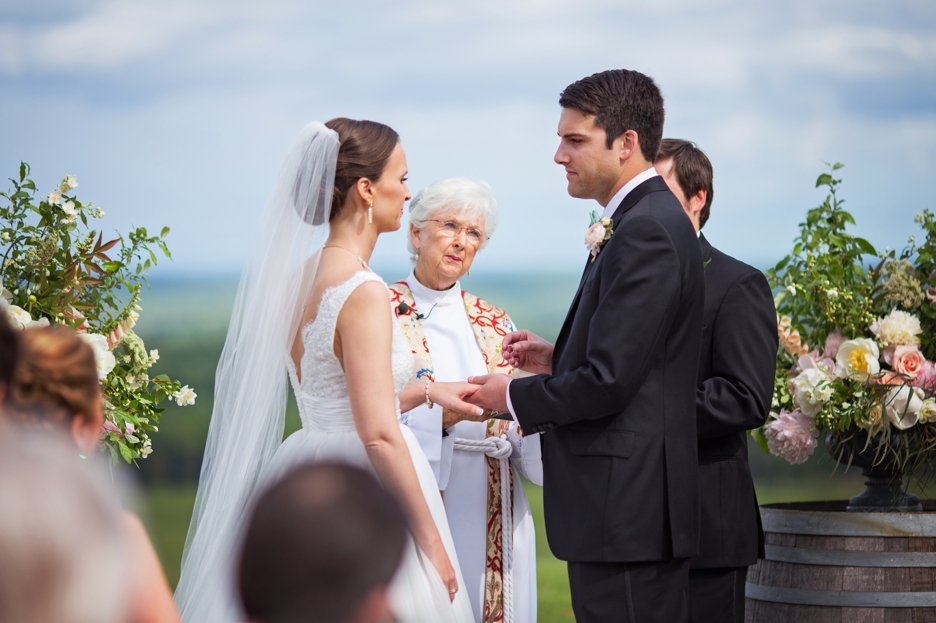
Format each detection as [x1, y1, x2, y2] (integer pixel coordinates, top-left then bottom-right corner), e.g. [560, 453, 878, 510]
[47, 190, 62, 206]
[173, 386, 196, 406]
[78, 333, 117, 379]
[1, 231, 9, 242]
[835, 338, 881, 382]
[4, 305, 49, 330]
[786, 285, 796, 295]
[827, 288, 839, 299]
[873, 309, 922, 347]
[61, 200, 78, 224]
[792, 368, 833, 417]
[884, 385, 925, 430]
[0, 285, 11, 309]
[65, 175, 78, 189]
[149, 349, 160, 362]
[140, 439, 153, 458]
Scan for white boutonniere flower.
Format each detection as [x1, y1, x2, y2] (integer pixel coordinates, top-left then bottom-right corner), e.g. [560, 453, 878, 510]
[584, 211, 614, 262]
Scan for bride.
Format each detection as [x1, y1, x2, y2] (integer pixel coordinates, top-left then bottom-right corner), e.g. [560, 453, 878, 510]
[175, 119, 480, 623]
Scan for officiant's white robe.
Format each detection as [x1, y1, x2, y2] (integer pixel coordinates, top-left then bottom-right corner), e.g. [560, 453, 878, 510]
[393, 274, 542, 623]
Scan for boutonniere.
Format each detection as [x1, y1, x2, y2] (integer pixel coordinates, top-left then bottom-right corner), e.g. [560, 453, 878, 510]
[584, 210, 613, 262]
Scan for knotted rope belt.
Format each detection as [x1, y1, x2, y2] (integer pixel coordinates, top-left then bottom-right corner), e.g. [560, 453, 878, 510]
[452, 435, 514, 623]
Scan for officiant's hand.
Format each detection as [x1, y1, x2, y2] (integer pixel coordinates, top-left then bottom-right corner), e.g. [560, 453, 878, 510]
[465, 373, 511, 413]
[503, 330, 554, 374]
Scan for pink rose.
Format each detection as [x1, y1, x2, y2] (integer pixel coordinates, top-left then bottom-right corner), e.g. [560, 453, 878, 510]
[892, 345, 926, 379]
[912, 360, 936, 393]
[823, 330, 847, 360]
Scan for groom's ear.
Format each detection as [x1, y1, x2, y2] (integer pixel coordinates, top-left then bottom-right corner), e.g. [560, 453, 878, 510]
[615, 129, 642, 165]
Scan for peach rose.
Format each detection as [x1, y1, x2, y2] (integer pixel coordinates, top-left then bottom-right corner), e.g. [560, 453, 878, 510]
[892, 345, 926, 379]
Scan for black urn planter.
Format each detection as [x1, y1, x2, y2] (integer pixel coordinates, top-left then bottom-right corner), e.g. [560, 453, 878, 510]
[825, 432, 923, 512]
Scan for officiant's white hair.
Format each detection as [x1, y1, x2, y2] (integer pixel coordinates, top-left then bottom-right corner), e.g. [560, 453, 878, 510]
[407, 177, 498, 259]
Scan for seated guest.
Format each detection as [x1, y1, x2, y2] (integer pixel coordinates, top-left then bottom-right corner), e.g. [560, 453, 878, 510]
[238, 462, 407, 623]
[0, 432, 127, 623]
[655, 140, 777, 623]
[391, 177, 542, 623]
[5, 327, 182, 623]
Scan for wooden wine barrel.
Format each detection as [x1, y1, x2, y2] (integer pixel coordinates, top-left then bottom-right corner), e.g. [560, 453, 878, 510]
[746, 501, 936, 622]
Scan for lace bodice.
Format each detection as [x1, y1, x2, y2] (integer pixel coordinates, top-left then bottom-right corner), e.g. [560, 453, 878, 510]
[286, 271, 414, 429]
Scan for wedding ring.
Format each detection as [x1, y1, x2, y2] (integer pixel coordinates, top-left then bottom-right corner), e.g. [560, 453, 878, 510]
[449, 588, 458, 594]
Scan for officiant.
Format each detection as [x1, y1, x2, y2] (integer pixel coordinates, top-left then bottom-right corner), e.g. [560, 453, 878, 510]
[391, 177, 542, 623]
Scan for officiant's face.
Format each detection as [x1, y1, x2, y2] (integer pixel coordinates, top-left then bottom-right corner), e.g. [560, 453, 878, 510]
[410, 212, 483, 289]
[555, 107, 623, 202]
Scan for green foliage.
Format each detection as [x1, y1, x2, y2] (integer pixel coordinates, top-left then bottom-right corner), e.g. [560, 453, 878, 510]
[0, 163, 191, 465]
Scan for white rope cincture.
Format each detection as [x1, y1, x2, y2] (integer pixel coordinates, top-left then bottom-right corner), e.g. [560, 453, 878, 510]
[452, 435, 514, 623]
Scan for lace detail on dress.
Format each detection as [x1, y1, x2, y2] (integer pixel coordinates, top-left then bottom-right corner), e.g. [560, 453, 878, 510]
[285, 271, 413, 426]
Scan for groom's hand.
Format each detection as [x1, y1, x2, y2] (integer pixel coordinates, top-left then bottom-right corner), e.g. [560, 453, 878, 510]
[503, 330, 554, 375]
[465, 374, 511, 413]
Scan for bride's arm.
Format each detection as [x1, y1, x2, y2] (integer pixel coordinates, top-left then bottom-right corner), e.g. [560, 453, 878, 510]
[337, 282, 458, 599]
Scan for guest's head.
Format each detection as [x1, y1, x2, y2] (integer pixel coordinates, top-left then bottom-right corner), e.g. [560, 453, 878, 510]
[324, 118, 410, 233]
[654, 139, 714, 233]
[0, 312, 18, 404]
[555, 69, 665, 206]
[407, 177, 497, 290]
[0, 432, 126, 623]
[238, 462, 407, 623]
[6, 327, 103, 455]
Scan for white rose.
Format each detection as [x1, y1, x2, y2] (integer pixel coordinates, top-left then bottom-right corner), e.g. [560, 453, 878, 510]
[78, 333, 117, 380]
[791, 368, 833, 416]
[918, 398, 936, 424]
[884, 385, 924, 430]
[874, 309, 922, 347]
[835, 338, 881, 382]
[5, 305, 33, 329]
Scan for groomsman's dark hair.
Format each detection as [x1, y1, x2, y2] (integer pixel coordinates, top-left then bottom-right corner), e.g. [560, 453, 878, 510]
[559, 69, 665, 162]
[656, 139, 715, 228]
[238, 462, 407, 623]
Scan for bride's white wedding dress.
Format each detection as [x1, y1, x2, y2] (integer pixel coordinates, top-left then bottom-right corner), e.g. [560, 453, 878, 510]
[261, 269, 475, 623]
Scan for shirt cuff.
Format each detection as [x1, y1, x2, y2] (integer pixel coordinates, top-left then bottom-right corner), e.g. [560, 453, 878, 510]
[505, 379, 520, 426]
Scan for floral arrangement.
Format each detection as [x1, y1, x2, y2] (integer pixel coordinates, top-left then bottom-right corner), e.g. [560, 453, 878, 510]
[1, 163, 195, 464]
[759, 163, 936, 475]
[585, 210, 613, 261]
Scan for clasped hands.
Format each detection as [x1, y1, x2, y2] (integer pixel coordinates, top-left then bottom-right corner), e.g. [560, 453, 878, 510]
[438, 330, 554, 428]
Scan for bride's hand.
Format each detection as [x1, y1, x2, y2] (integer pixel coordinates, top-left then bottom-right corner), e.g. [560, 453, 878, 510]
[425, 541, 459, 602]
[429, 381, 485, 418]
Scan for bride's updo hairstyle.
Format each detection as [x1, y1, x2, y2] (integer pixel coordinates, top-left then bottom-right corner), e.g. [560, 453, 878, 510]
[324, 118, 399, 222]
[6, 327, 101, 430]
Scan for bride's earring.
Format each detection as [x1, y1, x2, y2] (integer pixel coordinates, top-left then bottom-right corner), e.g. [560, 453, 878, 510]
[367, 203, 373, 224]
[467, 269, 471, 277]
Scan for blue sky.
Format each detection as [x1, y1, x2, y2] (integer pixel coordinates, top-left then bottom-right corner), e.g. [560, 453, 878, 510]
[2, 0, 935, 277]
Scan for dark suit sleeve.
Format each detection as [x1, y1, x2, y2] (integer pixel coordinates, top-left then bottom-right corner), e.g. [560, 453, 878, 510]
[511, 215, 683, 430]
[696, 269, 778, 439]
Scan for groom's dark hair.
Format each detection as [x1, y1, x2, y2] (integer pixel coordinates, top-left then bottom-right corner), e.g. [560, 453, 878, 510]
[559, 69, 665, 162]
[238, 462, 407, 623]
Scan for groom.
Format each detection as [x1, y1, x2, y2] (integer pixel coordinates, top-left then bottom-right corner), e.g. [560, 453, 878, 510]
[468, 69, 705, 622]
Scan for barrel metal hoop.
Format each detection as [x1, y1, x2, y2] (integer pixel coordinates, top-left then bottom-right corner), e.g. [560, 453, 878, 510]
[746, 582, 936, 607]
[765, 544, 936, 568]
[761, 507, 936, 537]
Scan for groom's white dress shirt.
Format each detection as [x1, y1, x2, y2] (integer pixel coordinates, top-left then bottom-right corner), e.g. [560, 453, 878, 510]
[504, 166, 659, 420]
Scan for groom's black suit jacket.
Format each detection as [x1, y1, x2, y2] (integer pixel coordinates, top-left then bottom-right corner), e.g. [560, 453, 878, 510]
[692, 234, 777, 569]
[510, 175, 705, 563]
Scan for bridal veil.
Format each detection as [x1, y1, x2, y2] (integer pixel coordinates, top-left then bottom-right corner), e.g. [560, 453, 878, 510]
[174, 123, 338, 622]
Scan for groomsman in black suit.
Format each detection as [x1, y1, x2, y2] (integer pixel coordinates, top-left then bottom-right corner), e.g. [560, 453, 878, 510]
[468, 70, 705, 623]
[655, 140, 778, 623]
